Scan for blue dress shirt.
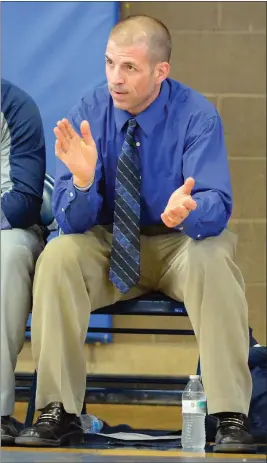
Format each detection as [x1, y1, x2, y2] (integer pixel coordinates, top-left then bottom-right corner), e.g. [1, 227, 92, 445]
[53, 78, 232, 240]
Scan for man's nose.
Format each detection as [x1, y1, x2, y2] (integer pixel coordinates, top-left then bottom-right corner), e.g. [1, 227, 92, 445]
[110, 67, 125, 85]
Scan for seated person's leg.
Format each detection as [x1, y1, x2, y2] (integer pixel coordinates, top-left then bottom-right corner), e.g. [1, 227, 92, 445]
[1, 228, 44, 445]
[17, 226, 151, 447]
[155, 228, 254, 453]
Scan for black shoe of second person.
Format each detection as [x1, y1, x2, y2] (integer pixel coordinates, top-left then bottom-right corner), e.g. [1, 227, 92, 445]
[1, 416, 23, 446]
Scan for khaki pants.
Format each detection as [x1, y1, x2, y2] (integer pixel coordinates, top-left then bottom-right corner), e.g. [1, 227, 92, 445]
[32, 226, 252, 416]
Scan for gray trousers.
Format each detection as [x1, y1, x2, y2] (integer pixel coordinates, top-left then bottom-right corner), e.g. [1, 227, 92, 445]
[1, 228, 44, 416]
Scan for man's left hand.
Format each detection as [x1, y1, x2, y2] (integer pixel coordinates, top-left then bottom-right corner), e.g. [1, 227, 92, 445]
[161, 177, 197, 228]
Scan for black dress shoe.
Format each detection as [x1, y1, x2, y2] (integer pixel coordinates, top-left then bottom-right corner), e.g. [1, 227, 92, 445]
[15, 402, 84, 447]
[213, 413, 256, 453]
[1, 416, 23, 446]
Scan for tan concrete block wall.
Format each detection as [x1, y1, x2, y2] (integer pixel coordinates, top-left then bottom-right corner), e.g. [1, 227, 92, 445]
[17, 2, 266, 377]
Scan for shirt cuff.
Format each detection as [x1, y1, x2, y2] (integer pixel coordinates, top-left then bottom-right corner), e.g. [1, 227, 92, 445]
[62, 177, 97, 211]
[174, 199, 205, 240]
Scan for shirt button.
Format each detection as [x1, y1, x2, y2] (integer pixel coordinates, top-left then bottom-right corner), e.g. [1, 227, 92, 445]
[197, 234, 201, 238]
[61, 208, 65, 212]
[179, 227, 183, 231]
[136, 142, 140, 147]
[70, 192, 73, 197]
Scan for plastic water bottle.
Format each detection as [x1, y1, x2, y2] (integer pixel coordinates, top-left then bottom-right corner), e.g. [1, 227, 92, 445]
[181, 374, 206, 451]
[80, 414, 104, 434]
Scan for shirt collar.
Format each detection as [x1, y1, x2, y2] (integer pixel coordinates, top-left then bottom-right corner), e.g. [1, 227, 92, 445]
[114, 79, 170, 136]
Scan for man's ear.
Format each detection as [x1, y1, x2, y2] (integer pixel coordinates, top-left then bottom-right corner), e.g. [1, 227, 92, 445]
[155, 62, 170, 84]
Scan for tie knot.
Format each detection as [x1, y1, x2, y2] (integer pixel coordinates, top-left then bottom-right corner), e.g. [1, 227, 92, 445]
[127, 118, 137, 132]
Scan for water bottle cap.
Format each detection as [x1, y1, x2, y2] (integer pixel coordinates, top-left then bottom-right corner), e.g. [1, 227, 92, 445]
[189, 375, 200, 379]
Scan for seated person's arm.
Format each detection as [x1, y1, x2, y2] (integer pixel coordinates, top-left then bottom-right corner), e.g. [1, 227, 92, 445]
[1, 88, 46, 229]
[162, 113, 232, 240]
[52, 101, 104, 234]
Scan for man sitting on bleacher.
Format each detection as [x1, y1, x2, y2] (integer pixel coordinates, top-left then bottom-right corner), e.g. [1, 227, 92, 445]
[17, 16, 255, 453]
[1, 79, 46, 445]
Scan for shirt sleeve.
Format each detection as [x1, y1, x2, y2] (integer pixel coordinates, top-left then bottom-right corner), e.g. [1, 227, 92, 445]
[52, 101, 104, 234]
[1, 95, 46, 229]
[1, 209, 12, 230]
[177, 114, 232, 240]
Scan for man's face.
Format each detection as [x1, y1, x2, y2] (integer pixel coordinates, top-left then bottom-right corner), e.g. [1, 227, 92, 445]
[105, 39, 160, 115]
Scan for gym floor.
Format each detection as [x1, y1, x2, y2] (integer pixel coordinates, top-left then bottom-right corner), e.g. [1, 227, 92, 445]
[3, 447, 267, 463]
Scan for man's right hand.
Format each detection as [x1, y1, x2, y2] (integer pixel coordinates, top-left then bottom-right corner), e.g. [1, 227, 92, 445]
[54, 119, 97, 188]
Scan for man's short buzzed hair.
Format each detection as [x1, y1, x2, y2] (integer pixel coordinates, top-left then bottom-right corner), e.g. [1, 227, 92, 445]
[109, 15, 172, 64]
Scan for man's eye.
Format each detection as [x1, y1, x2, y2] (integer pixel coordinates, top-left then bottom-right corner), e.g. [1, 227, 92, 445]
[127, 65, 134, 71]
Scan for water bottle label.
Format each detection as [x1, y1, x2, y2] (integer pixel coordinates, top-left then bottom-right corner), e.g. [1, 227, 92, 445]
[182, 399, 206, 414]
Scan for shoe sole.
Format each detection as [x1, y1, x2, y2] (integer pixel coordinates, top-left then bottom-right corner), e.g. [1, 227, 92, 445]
[1, 435, 16, 446]
[213, 443, 256, 453]
[15, 431, 84, 447]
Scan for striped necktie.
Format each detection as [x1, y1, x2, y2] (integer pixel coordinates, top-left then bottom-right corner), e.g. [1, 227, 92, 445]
[109, 118, 140, 294]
